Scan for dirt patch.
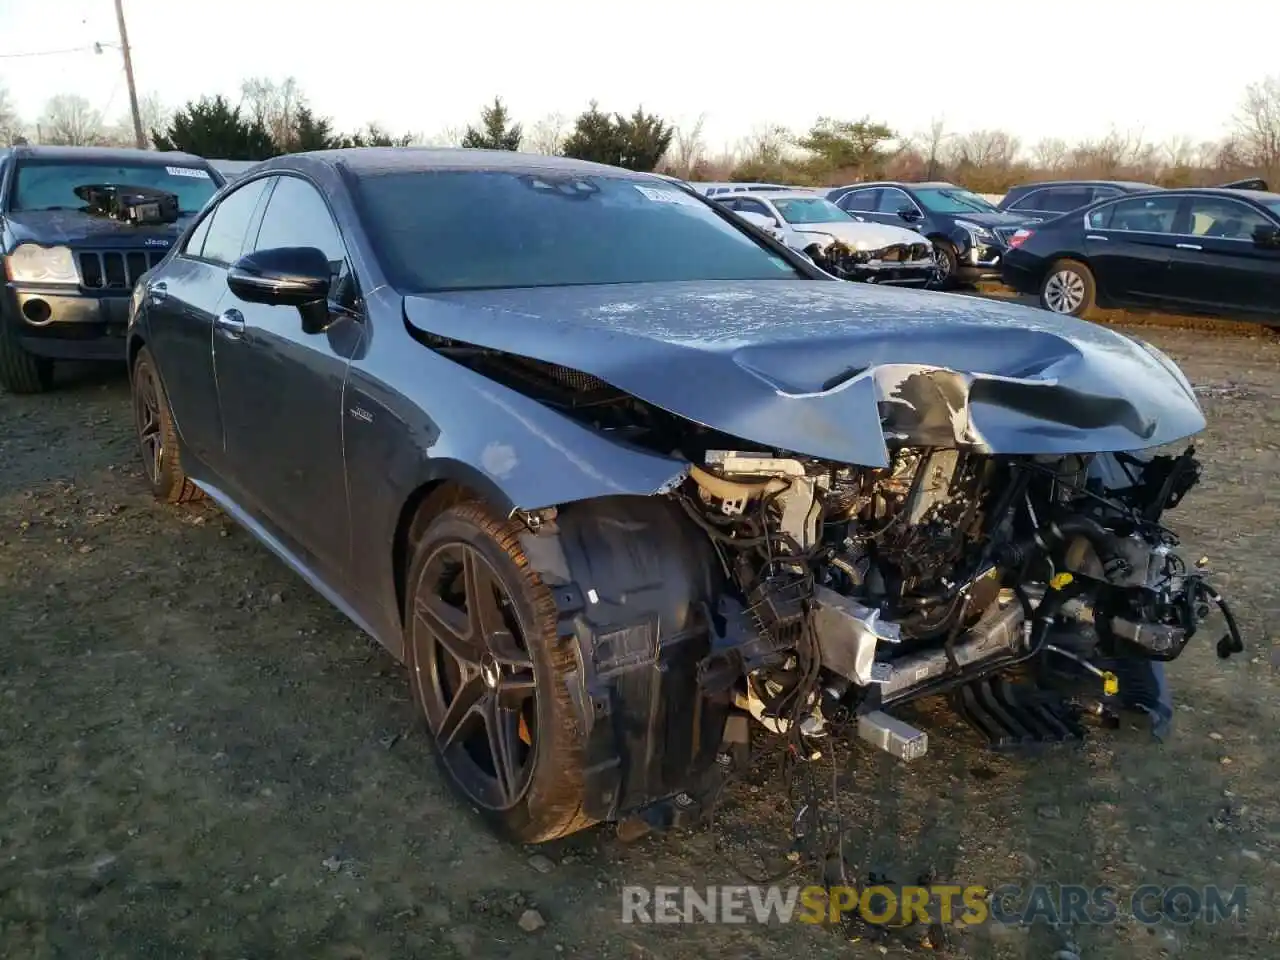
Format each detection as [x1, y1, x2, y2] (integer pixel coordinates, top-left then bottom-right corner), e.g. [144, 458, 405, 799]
[1, 329, 1277, 960]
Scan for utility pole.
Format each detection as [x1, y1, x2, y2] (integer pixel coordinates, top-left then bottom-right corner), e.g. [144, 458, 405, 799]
[113, 0, 146, 149]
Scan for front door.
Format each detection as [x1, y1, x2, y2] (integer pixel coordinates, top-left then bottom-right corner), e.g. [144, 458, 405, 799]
[211, 174, 363, 580]
[1165, 195, 1280, 318]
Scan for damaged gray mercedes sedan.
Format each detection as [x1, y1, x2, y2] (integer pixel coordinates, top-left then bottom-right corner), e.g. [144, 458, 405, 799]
[126, 148, 1243, 844]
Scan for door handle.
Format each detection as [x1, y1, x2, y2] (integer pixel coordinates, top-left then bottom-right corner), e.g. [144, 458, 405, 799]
[1176, 243, 1202, 251]
[214, 308, 246, 339]
[149, 281, 168, 303]
[1085, 234, 1107, 241]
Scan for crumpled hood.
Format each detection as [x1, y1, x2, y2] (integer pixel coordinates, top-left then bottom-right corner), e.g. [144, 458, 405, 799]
[4, 209, 186, 249]
[792, 220, 928, 251]
[403, 279, 1204, 468]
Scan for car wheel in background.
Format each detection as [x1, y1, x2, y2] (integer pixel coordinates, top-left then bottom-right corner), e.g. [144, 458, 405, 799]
[405, 502, 595, 843]
[0, 310, 54, 394]
[1040, 259, 1097, 318]
[930, 239, 957, 289]
[131, 346, 204, 504]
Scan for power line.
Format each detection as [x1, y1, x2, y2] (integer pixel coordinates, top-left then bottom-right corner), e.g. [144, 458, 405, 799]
[0, 44, 101, 60]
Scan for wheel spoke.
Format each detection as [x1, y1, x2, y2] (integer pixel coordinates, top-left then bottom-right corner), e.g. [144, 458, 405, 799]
[482, 693, 523, 805]
[496, 668, 537, 709]
[462, 549, 521, 663]
[414, 594, 478, 666]
[150, 435, 163, 480]
[436, 672, 486, 750]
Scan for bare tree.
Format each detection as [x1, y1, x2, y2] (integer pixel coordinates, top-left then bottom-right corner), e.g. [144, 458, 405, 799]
[915, 116, 951, 179]
[1030, 137, 1070, 172]
[240, 76, 304, 148]
[525, 112, 569, 155]
[421, 125, 464, 148]
[949, 129, 1020, 170]
[39, 94, 105, 146]
[1161, 135, 1196, 170]
[669, 114, 707, 177]
[1235, 74, 1280, 177]
[0, 83, 21, 145]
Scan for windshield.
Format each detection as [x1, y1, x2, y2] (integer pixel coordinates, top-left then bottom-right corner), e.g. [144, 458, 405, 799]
[354, 170, 803, 291]
[1260, 197, 1280, 220]
[913, 187, 998, 214]
[771, 197, 849, 224]
[12, 161, 219, 214]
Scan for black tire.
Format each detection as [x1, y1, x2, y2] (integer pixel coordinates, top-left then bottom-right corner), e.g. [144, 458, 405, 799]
[405, 501, 595, 843]
[131, 346, 203, 504]
[930, 239, 958, 289]
[1040, 258, 1097, 318]
[0, 312, 53, 394]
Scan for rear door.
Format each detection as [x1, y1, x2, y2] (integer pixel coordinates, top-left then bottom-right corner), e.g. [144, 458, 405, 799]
[834, 188, 881, 221]
[211, 173, 363, 579]
[145, 176, 272, 464]
[1165, 195, 1280, 317]
[1080, 194, 1183, 307]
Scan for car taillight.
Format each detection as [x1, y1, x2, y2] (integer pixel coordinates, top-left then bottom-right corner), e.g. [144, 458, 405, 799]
[1008, 229, 1033, 249]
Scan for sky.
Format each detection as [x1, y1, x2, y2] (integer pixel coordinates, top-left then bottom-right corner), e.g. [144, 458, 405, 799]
[1, 0, 1277, 153]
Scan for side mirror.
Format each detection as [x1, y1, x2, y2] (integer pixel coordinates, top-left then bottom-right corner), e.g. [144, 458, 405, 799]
[898, 206, 922, 222]
[228, 246, 334, 334]
[1252, 223, 1280, 249]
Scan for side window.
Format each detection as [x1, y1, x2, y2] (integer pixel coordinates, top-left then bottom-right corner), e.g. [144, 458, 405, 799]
[876, 188, 914, 214]
[838, 189, 879, 212]
[251, 175, 345, 262]
[1039, 187, 1095, 213]
[1093, 195, 1181, 233]
[1091, 186, 1124, 202]
[182, 213, 213, 258]
[1186, 197, 1272, 240]
[735, 198, 773, 219]
[200, 178, 271, 265]
[1007, 189, 1046, 212]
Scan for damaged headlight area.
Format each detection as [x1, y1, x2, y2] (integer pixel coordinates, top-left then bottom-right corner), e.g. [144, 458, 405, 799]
[806, 238, 937, 285]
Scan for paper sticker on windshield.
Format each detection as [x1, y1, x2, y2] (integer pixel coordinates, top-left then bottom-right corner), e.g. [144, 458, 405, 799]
[634, 185, 697, 206]
[166, 166, 211, 179]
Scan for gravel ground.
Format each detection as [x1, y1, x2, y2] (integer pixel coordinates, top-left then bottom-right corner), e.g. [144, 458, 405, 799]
[0, 318, 1277, 960]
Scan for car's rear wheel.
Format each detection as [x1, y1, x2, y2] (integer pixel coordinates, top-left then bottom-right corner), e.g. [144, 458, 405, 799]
[1040, 259, 1097, 317]
[0, 311, 54, 394]
[406, 501, 595, 843]
[131, 346, 204, 504]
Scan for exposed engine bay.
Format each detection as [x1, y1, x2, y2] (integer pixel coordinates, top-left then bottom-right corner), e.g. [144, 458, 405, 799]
[684, 441, 1241, 751]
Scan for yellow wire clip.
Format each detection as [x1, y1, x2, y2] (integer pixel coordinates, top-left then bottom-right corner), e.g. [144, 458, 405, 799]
[1049, 572, 1074, 591]
[1102, 672, 1120, 697]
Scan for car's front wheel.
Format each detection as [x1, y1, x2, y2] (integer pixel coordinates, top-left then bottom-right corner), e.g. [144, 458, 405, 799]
[405, 501, 595, 843]
[0, 311, 53, 394]
[930, 239, 957, 289]
[1040, 259, 1097, 317]
[131, 346, 203, 504]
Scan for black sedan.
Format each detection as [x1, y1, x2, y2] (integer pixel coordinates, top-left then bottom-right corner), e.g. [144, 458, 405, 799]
[997, 180, 1157, 223]
[825, 181, 1030, 285]
[126, 149, 1229, 844]
[1001, 187, 1280, 323]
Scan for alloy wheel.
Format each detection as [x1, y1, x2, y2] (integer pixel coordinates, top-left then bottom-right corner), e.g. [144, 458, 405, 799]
[410, 542, 538, 811]
[1044, 269, 1086, 314]
[133, 364, 164, 485]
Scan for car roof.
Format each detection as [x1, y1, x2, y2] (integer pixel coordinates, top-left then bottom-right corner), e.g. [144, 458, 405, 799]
[741, 190, 829, 201]
[1012, 179, 1157, 192]
[261, 147, 663, 181]
[4, 144, 211, 166]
